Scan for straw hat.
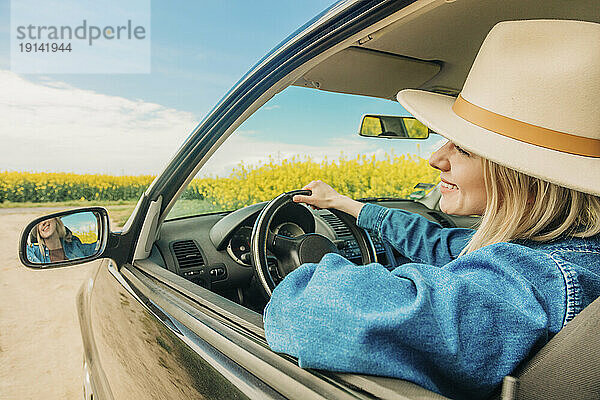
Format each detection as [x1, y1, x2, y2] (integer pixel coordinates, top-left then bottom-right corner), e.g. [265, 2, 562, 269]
[397, 20, 600, 196]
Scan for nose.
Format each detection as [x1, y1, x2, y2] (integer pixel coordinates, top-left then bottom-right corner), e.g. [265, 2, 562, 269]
[429, 140, 451, 172]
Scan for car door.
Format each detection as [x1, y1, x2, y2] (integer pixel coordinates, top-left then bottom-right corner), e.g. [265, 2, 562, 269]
[79, 254, 382, 399]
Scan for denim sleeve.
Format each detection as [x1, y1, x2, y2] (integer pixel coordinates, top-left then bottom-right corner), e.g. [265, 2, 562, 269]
[26, 244, 42, 263]
[357, 203, 474, 266]
[264, 245, 553, 400]
[80, 242, 98, 257]
[65, 238, 99, 259]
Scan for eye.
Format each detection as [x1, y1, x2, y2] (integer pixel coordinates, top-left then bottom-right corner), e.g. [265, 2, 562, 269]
[454, 144, 471, 157]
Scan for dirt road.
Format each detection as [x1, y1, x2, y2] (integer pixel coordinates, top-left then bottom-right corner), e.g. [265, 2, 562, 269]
[0, 209, 99, 399]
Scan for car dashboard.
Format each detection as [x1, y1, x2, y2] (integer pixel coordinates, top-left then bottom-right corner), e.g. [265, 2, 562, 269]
[149, 200, 478, 310]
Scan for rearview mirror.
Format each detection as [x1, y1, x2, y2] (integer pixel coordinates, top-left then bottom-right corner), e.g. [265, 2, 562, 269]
[19, 207, 110, 269]
[359, 115, 430, 139]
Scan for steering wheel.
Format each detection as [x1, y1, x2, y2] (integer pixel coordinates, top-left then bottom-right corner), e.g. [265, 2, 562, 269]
[251, 189, 377, 297]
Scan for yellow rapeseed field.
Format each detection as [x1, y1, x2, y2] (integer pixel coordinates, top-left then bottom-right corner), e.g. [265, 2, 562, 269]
[0, 171, 155, 203]
[184, 153, 439, 209]
[72, 229, 99, 244]
[1, 154, 439, 209]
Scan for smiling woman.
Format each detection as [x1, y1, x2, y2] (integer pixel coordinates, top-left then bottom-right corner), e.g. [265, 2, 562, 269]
[27, 214, 99, 264]
[429, 140, 487, 216]
[263, 20, 600, 400]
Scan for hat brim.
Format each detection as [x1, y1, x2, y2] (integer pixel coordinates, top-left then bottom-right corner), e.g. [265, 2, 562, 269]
[397, 89, 600, 197]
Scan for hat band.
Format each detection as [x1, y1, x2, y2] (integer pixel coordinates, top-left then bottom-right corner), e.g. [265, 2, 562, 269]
[452, 95, 600, 158]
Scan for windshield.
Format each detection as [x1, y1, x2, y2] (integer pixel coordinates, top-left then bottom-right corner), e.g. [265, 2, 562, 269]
[167, 87, 442, 219]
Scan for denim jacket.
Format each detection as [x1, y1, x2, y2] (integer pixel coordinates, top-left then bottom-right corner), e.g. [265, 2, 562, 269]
[27, 236, 98, 264]
[264, 203, 600, 400]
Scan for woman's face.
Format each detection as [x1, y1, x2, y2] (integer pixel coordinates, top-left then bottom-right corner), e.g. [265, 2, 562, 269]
[37, 218, 58, 239]
[428, 140, 487, 216]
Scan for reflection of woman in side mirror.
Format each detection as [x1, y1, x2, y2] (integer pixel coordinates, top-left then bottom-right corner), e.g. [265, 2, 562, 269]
[27, 217, 98, 263]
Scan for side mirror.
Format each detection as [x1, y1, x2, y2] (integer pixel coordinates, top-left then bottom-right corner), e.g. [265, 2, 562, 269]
[359, 115, 430, 139]
[19, 207, 110, 269]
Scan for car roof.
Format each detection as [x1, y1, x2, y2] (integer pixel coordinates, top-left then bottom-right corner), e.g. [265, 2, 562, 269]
[293, 0, 600, 100]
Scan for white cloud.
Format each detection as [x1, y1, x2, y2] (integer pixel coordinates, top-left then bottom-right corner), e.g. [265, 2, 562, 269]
[0, 70, 198, 175]
[262, 105, 281, 111]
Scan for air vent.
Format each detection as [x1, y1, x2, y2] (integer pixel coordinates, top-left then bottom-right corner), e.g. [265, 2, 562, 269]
[172, 240, 205, 269]
[320, 212, 353, 238]
[428, 212, 454, 228]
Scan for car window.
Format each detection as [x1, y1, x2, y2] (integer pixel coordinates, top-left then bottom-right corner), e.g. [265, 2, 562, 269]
[167, 87, 442, 219]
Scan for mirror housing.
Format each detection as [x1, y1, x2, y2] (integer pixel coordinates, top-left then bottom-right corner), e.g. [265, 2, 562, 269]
[359, 115, 430, 139]
[19, 207, 111, 269]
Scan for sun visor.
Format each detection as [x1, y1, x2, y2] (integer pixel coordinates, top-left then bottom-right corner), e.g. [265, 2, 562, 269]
[293, 47, 441, 100]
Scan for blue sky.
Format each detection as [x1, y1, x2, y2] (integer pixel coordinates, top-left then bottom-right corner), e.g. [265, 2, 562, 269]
[61, 211, 97, 235]
[0, 0, 442, 176]
[1, 1, 337, 113]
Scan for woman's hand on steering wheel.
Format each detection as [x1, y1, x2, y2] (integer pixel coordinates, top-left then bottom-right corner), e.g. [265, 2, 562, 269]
[293, 180, 365, 218]
[252, 189, 376, 297]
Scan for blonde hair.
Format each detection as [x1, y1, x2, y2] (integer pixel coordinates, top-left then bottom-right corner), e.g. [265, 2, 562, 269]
[461, 159, 600, 255]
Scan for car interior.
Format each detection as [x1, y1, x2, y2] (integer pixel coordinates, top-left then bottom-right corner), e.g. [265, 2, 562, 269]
[136, 0, 599, 398]
[151, 195, 479, 313]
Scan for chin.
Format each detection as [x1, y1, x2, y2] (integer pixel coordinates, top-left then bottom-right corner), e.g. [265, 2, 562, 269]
[439, 199, 455, 215]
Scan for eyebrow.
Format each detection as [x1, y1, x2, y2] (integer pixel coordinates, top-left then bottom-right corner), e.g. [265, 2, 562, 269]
[454, 144, 471, 155]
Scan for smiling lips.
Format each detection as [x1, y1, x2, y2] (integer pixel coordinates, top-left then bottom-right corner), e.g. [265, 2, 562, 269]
[440, 180, 458, 190]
